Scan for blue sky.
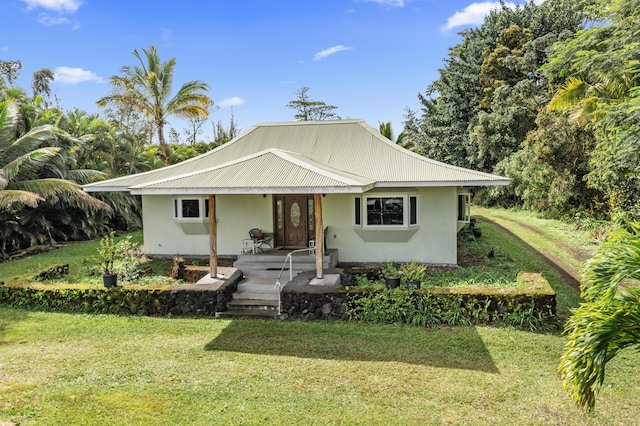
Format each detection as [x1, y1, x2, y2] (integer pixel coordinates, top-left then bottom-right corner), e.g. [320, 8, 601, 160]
[2, 0, 518, 142]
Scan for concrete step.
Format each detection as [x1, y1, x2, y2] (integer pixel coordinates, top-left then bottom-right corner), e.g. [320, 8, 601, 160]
[215, 309, 286, 319]
[233, 290, 279, 301]
[234, 260, 331, 271]
[237, 282, 278, 291]
[228, 299, 279, 311]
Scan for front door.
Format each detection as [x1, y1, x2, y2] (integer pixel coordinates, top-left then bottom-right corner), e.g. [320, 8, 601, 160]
[274, 195, 314, 248]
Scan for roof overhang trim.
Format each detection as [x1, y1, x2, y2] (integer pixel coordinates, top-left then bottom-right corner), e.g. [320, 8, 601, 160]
[374, 180, 511, 187]
[130, 185, 372, 195]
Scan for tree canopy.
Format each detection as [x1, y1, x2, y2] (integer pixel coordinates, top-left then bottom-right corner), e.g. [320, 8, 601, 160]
[97, 45, 212, 165]
[286, 87, 339, 121]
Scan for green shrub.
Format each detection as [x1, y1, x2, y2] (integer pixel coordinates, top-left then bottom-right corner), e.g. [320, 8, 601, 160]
[346, 289, 556, 331]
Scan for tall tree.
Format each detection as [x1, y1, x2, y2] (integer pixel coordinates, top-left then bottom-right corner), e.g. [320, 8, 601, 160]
[559, 223, 640, 411]
[544, 0, 640, 222]
[286, 86, 339, 121]
[405, 0, 587, 174]
[97, 45, 211, 165]
[0, 59, 22, 88]
[31, 68, 55, 103]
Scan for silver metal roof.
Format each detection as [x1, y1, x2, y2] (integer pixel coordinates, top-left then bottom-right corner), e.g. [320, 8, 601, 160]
[84, 120, 509, 194]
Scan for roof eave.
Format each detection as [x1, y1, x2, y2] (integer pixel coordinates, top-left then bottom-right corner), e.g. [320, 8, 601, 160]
[375, 179, 511, 187]
[130, 184, 374, 195]
[83, 185, 131, 192]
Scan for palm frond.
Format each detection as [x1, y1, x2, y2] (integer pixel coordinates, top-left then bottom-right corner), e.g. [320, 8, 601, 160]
[0, 189, 43, 209]
[2, 124, 59, 166]
[10, 178, 111, 212]
[581, 224, 640, 301]
[548, 76, 591, 111]
[65, 168, 108, 184]
[559, 287, 640, 411]
[2, 147, 61, 181]
[0, 100, 19, 152]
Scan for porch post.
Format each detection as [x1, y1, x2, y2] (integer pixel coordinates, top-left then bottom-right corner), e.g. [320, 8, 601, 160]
[314, 193, 324, 279]
[208, 194, 217, 278]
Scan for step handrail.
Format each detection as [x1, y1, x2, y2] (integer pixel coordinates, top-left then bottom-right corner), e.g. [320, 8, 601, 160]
[274, 248, 315, 316]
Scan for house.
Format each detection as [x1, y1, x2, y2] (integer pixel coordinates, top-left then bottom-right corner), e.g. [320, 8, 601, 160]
[84, 120, 509, 278]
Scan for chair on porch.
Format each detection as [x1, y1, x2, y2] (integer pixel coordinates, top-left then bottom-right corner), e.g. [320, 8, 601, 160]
[248, 228, 273, 253]
[309, 226, 329, 255]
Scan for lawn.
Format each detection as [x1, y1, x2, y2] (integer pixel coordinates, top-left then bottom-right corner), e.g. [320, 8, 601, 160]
[1, 208, 638, 424]
[1, 308, 639, 425]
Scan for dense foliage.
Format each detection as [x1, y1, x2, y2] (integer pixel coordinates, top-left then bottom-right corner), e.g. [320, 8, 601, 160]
[403, 0, 638, 224]
[0, 47, 229, 258]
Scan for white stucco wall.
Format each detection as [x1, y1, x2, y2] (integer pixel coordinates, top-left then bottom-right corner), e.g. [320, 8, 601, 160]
[322, 187, 457, 265]
[141, 187, 458, 265]
[141, 194, 273, 256]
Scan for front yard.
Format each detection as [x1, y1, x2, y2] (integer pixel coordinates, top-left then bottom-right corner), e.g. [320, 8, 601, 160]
[1, 307, 639, 425]
[0, 208, 637, 424]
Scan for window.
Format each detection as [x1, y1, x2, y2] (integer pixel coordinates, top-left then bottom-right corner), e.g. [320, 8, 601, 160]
[457, 192, 470, 222]
[354, 194, 418, 227]
[409, 196, 418, 225]
[173, 197, 209, 220]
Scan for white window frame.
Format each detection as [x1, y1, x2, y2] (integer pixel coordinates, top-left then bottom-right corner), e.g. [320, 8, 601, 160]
[353, 194, 419, 228]
[173, 197, 209, 221]
[457, 190, 471, 223]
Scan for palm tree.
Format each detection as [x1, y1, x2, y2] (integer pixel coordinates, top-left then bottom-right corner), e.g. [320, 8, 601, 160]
[558, 224, 640, 411]
[378, 121, 394, 141]
[0, 99, 109, 211]
[97, 45, 211, 165]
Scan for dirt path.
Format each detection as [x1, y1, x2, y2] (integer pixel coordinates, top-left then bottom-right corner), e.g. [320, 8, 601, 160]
[480, 218, 582, 292]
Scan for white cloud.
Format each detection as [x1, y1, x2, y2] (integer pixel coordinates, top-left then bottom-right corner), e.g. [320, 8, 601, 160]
[54, 66, 104, 85]
[219, 97, 244, 108]
[442, 2, 516, 31]
[314, 45, 352, 61]
[361, 0, 404, 7]
[21, 0, 82, 13]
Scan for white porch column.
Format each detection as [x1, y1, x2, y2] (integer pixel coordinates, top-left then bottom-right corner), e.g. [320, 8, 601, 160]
[208, 194, 217, 278]
[314, 193, 324, 279]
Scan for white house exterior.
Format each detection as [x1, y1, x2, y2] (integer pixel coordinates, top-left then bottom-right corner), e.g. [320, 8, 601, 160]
[84, 120, 509, 269]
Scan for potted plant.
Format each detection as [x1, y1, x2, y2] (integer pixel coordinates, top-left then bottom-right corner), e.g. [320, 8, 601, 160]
[381, 261, 400, 289]
[96, 231, 118, 288]
[401, 260, 427, 290]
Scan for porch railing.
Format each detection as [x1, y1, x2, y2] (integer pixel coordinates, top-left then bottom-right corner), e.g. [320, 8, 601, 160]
[273, 248, 315, 316]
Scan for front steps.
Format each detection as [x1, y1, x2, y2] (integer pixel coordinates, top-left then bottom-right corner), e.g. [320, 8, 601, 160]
[233, 249, 338, 278]
[216, 249, 338, 319]
[216, 278, 285, 319]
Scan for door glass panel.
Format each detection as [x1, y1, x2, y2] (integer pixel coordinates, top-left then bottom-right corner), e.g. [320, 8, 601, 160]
[308, 198, 314, 231]
[290, 202, 301, 227]
[277, 200, 283, 230]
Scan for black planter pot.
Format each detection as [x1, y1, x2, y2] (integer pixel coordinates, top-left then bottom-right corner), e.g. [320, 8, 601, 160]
[384, 277, 400, 290]
[406, 280, 421, 290]
[103, 273, 117, 288]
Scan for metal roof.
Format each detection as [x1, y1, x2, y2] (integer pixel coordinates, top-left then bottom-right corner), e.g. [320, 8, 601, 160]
[84, 120, 509, 194]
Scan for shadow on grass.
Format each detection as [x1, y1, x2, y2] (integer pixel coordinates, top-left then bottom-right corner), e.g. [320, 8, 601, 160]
[205, 319, 499, 373]
[0, 306, 30, 343]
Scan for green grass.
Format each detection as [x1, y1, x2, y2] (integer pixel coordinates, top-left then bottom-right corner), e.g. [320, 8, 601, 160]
[1, 308, 639, 425]
[473, 206, 599, 281]
[1, 207, 635, 424]
[0, 231, 175, 287]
